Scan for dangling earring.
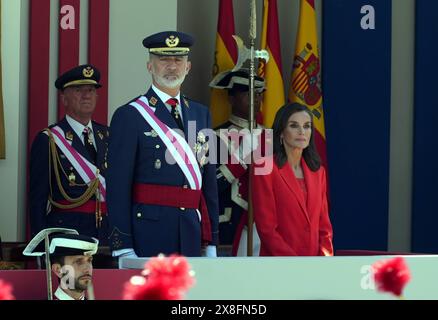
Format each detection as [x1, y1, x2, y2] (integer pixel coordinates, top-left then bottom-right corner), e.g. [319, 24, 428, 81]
[280, 137, 283, 145]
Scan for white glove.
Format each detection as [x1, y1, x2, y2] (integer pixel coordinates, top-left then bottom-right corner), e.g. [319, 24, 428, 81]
[112, 248, 138, 269]
[201, 245, 217, 257]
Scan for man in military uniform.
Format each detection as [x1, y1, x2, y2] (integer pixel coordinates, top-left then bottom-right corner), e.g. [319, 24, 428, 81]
[23, 228, 99, 300]
[209, 69, 265, 256]
[107, 31, 219, 262]
[29, 65, 109, 246]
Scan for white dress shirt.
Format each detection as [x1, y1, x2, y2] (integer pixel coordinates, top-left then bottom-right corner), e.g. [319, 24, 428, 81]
[54, 286, 85, 300]
[151, 85, 183, 123]
[66, 115, 96, 150]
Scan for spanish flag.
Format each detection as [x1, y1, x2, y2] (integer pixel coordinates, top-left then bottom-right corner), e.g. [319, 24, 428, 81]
[0, 1, 5, 159]
[210, 0, 237, 127]
[288, 0, 327, 167]
[259, 0, 285, 128]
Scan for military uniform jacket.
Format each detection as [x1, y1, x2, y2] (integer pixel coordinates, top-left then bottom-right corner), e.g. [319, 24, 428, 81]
[107, 87, 219, 257]
[216, 115, 266, 255]
[215, 119, 247, 247]
[29, 117, 109, 243]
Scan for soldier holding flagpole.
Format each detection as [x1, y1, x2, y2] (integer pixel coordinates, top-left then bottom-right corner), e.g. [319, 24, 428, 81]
[210, 68, 266, 256]
[226, 0, 270, 256]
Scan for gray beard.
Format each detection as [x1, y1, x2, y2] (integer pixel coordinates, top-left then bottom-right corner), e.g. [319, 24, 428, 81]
[154, 74, 186, 89]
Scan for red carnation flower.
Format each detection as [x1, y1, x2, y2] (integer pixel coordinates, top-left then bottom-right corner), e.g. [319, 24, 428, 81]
[0, 280, 15, 300]
[372, 257, 411, 297]
[142, 254, 195, 291]
[123, 275, 182, 300]
[123, 254, 195, 300]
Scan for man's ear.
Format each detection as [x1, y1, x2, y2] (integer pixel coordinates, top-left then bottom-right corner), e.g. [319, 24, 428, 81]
[147, 61, 152, 74]
[185, 61, 192, 74]
[51, 263, 63, 279]
[60, 92, 67, 106]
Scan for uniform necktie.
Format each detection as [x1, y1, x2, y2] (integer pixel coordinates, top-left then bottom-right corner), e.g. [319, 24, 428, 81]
[83, 127, 97, 163]
[166, 98, 184, 131]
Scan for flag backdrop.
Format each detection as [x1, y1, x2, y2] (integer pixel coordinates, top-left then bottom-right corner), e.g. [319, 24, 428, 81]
[28, 0, 110, 148]
[0, 1, 5, 159]
[259, 0, 285, 128]
[57, 0, 80, 120]
[288, 0, 327, 167]
[210, 0, 237, 127]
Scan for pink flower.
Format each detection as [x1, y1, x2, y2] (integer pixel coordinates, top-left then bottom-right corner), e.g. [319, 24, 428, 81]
[0, 280, 15, 300]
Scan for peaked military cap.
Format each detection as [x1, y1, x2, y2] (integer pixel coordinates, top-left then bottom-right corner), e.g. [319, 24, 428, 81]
[209, 68, 265, 93]
[55, 64, 102, 90]
[142, 31, 194, 56]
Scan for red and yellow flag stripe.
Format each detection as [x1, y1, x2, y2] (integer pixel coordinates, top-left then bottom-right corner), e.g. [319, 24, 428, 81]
[259, 0, 285, 128]
[0, 1, 5, 159]
[210, 0, 237, 127]
[288, 0, 327, 166]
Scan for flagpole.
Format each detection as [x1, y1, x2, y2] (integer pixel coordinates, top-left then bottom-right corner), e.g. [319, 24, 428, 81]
[44, 234, 53, 300]
[247, 0, 257, 257]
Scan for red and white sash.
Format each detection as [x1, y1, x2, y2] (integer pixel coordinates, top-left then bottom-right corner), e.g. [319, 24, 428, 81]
[130, 96, 202, 191]
[46, 126, 106, 200]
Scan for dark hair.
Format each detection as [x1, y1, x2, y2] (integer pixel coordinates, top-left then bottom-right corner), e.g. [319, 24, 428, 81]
[272, 102, 321, 171]
[228, 87, 248, 97]
[51, 255, 65, 266]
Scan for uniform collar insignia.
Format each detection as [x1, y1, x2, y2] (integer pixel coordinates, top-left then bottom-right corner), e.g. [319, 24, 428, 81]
[229, 114, 265, 129]
[149, 96, 158, 106]
[229, 115, 249, 129]
[183, 97, 189, 108]
[97, 131, 104, 140]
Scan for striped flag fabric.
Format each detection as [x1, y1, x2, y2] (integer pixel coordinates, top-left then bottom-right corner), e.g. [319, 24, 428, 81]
[288, 0, 327, 167]
[57, 0, 81, 120]
[210, 0, 237, 127]
[0, 1, 5, 159]
[258, 0, 285, 128]
[28, 0, 110, 147]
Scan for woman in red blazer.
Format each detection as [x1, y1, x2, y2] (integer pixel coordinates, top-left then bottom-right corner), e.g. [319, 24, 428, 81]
[252, 103, 333, 256]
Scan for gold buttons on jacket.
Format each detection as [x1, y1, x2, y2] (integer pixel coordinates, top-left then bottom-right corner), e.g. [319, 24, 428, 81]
[155, 145, 160, 149]
[137, 212, 142, 218]
[154, 159, 161, 169]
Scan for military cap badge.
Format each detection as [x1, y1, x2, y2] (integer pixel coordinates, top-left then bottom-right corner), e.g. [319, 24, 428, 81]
[83, 67, 94, 78]
[165, 35, 180, 48]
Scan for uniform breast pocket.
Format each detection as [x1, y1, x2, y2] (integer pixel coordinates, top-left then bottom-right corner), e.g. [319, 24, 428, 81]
[139, 137, 165, 172]
[141, 135, 161, 149]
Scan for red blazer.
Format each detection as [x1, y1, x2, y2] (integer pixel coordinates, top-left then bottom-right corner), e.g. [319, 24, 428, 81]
[252, 156, 333, 256]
